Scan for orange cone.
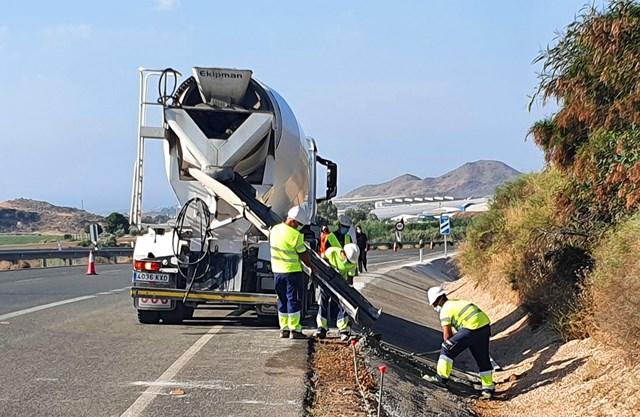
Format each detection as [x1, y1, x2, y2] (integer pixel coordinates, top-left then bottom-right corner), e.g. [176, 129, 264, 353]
[86, 250, 97, 275]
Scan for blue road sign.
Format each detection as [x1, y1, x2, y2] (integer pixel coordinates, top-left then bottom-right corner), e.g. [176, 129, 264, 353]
[440, 215, 450, 235]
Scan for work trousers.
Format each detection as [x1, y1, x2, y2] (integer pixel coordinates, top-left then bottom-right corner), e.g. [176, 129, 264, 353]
[358, 250, 367, 272]
[316, 287, 350, 333]
[436, 325, 494, 390]
[274, 272, 303, 331]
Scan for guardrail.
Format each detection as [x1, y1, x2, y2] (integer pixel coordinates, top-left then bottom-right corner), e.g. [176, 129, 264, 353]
[0, 240, 454, 269]
[369, 240, 455, 250]
[0, 248, 134, 268]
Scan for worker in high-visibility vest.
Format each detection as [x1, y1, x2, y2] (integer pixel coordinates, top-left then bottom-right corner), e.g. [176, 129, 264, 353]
[269, 206, 316, 339]
[424, 287, 495, 400]
[319, 225, 330, 255]
[313, 243, 360, 341]
[325, 215, 353, 250]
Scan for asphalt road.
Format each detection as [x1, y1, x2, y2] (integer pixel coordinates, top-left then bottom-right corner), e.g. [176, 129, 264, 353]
[0, 247, 449, 417]
[0, 264, 307, 417]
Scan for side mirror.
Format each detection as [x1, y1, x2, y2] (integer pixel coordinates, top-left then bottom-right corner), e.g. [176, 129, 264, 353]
[316, 156, 337, 201]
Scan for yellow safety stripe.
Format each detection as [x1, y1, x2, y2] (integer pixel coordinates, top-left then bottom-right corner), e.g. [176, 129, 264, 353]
[131, 288, 277, 304]
[337, 317, 350, 332]
[271, 255, 299, 263]
[437, 355, 453, 379]
[289, 311, 302, 331]
[479, 370, 494, 389]
[271, 246, 298, 256]
[452, 303, 478, 328]
[278, 313, 288, 329]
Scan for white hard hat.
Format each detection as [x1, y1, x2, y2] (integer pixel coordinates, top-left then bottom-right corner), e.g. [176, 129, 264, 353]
[343, 243, 360, 263]
[427, 287, 446, 306]
[287, 206, 308, 225]
[339, 215, 352, 227]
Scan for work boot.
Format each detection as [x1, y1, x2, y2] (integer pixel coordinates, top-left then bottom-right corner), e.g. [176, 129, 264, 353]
[422, 375, 448, 389]
[279, 330, 290, 339]
[313, 328, 327, 339]
[289, 331, 306, 339]
[481, 389, 494, 400]
[339, 332, 350, 342]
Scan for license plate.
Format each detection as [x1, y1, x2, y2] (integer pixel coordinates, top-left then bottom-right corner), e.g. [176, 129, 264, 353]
[133, 271, 170, 283]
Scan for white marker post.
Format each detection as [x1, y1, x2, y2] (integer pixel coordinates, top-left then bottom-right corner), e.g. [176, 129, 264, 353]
[440, 215, 450, 259]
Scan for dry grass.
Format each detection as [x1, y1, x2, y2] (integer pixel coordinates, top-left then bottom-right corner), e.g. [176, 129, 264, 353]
[588, 214, 640, 363]
[310, 338, 380, 416]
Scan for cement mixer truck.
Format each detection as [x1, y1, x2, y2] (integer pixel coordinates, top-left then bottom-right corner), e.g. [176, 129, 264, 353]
[129, 67, 379, 327]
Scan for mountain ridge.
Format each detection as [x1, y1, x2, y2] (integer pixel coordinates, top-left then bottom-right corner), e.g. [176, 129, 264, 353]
[0, 199, 104, 234]
[343, 160, 522, 199]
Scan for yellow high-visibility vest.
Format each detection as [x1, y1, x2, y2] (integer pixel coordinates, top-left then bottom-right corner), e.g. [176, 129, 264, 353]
[439, 299, 490, 330]
[326, 232, 351, 249]
[322, 247, 356, 279]
[269, 223, 306, 273]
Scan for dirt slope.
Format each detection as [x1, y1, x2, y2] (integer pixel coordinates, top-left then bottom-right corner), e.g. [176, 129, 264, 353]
[445, 277, 640, 417]
[0, 198, 104, 233]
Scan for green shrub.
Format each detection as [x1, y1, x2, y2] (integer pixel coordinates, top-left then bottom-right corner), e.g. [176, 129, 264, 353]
[458, 169, 592, 336]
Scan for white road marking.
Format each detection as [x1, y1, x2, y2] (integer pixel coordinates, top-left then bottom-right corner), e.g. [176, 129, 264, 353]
[229, 400, 292, 405]
[14, 278, 45, 284]
[120, 325, 224, 417]
[0, 296, 96, 321]
[130, 380, 234, 390]
[0, 286, 131, 320]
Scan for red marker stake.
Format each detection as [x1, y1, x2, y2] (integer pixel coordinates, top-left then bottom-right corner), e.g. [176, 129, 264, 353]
[378, 365, 387, 417]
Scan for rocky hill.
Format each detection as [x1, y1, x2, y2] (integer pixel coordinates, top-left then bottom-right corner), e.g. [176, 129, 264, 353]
[0, 199, 104, 234]
[343, 160, 522, 198]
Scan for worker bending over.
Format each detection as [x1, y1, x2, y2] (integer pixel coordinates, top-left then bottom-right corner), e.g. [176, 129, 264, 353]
[269, 206, 316, 339]
[426, 287, 495, 399]
[314, 243, 360, 341]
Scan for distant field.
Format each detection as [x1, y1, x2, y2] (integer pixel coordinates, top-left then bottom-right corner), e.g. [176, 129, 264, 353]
[0, 235, 62, 246]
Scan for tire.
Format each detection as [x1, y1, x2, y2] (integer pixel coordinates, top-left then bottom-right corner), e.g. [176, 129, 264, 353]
[160, 302, 192, 324]
[137, 310, 161, 324]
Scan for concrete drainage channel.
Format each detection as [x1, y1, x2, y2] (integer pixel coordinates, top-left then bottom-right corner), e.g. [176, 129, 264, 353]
[303, 333, 479, 417]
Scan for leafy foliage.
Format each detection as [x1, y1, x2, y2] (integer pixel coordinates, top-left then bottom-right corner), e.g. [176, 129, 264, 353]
[104, 212, 130, 235]
[529, 0, 640, 227]
[454, 0, 640, 337]
[317, 201, 338, 226]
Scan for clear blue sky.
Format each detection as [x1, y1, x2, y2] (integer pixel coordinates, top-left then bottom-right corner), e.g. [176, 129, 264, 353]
[0, 0, 601, 214]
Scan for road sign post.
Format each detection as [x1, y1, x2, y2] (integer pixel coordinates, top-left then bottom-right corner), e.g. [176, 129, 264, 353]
[439, 215, 450, 259]
[89, 223, 100, 249]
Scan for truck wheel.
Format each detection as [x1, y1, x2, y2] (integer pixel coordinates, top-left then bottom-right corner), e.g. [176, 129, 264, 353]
[161, 302, 191, 324]
[161, 309, 184, 325]
[137, 310, 161, 324]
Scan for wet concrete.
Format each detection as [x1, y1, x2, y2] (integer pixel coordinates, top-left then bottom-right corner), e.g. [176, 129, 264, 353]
[353, 255, 481, 417]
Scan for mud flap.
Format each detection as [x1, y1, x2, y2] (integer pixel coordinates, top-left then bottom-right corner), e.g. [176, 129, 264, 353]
[188, 169, 381, 329]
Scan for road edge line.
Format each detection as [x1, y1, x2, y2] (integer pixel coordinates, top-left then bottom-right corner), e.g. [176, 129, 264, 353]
[120, 325, 224, 417]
